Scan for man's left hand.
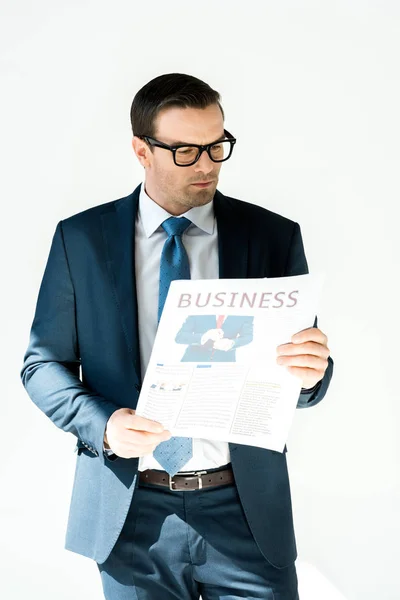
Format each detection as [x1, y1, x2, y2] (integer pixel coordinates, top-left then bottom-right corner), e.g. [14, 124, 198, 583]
[213, 338, 235, 351]
[276, 327, 330, 389]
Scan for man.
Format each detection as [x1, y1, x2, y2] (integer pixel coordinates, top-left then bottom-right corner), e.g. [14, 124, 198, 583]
[175, 314, 254, 361]
[21, 72, 334, 599]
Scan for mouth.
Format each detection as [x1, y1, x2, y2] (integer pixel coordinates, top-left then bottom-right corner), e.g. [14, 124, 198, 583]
[192, 181, 214, 187]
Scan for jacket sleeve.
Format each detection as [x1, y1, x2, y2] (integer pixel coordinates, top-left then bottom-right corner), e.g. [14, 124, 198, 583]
[284, 222, 334, 409]
[20, 221, 120, 460]
[175, 316, 204, 345]
[231, 317, 254, 349]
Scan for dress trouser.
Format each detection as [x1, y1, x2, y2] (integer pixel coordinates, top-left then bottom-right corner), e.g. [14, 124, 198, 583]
[97, 466, 299, 600]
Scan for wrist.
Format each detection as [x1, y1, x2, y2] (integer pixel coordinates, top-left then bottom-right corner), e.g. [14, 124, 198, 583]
[201, 332, 210, 345]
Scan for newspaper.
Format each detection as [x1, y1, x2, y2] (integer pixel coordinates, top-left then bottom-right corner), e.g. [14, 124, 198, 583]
[135, 273, 324, 452]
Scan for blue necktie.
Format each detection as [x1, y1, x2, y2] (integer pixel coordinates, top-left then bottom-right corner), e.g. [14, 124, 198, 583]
[153, 216, 193, 476]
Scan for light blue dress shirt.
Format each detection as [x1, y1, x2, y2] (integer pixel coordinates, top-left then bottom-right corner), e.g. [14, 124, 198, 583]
[105, 182, 231, 472]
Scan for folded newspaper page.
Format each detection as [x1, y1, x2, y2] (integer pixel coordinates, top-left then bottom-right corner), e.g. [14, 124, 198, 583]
[135, 273, 324, 452]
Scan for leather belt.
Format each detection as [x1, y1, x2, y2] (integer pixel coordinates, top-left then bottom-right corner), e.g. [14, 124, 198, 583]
[139, 465, 234, 491]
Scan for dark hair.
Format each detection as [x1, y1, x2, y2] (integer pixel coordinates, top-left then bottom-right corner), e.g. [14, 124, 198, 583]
[130, 73, 224, 141]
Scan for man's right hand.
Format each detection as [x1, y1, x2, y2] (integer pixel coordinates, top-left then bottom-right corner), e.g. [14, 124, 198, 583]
[104, 408, 172, 458]
[201, 328, 224, 345]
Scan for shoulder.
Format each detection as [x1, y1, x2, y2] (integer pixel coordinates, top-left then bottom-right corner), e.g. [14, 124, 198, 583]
[60, 194, 127, 227]
[215, 189, 298, 232]
[57, 191, 136, 241]
[53, 191, 136, 257]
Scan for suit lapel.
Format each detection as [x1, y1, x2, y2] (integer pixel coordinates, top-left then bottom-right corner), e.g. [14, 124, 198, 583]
[214, 189, 249, 280]
[101, 184, 142, 385]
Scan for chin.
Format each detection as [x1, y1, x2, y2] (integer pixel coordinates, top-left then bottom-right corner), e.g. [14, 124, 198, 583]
[192, 191, 214, 204]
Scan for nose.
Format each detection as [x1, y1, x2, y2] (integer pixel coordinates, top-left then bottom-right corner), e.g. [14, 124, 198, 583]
[193, 149, 215, 175]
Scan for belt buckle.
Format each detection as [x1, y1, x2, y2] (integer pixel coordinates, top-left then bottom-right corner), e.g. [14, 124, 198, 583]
[168, 474, 177, 491]
[168, 470, 208, 491]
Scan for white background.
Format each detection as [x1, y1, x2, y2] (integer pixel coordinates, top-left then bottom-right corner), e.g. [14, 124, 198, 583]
[1, 1, 399, 599]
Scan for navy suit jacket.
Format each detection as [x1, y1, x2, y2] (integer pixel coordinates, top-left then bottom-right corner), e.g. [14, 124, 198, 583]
[21, 183, 333, 568]
[176, 315, 254, 362]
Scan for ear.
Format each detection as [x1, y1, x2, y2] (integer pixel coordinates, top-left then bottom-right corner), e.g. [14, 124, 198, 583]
[132, 136, 152, 168]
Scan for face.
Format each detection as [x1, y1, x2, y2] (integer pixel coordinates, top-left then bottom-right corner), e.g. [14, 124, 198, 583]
[132, 104, 225, 215]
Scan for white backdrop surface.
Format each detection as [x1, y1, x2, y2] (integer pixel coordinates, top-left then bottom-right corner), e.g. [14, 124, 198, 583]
[1, 1, 399, 599]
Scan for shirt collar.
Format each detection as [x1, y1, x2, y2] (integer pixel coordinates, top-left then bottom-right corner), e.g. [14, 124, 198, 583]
[138, 182, 215, 238]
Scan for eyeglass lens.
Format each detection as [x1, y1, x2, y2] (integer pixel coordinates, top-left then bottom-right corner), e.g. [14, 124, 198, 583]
[175, 140, 232, 165]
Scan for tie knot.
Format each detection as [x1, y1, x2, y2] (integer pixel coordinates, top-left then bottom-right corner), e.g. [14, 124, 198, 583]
[161, 216, 191, 237]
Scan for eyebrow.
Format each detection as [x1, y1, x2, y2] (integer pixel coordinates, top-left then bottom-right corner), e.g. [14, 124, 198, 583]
[167, 132, 226, 146]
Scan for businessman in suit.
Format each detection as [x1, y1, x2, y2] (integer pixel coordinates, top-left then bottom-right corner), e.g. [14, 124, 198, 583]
[175, 314, 254, 362]
[21, 73, 333, 599]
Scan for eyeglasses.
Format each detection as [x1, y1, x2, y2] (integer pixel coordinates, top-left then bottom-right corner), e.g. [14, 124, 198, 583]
[134, 128, 237, 167]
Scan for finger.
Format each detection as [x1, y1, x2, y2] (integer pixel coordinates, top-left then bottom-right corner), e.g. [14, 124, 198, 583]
[277, 341, 330, 358]
[121, 443, 160, 458]
[121, 429, 172, 445]
[128, 415, 165, 433]
[135, 434, 171, 454]
[291, 327, 328, 346]
[277, 354, 328, 370]
[286, 365, 324, 387]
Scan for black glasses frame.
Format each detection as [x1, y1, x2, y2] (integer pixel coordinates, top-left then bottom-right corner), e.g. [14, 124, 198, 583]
[134, 128, 237, 167]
